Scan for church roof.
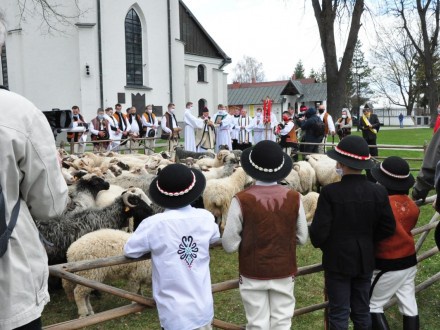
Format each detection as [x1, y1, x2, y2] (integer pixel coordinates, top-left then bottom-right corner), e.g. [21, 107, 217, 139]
[228, 80, 327, 105]
[179, 1, 231, 65]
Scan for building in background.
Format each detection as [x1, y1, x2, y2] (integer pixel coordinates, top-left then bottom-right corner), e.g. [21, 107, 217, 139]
[0, 0, 230, 120]
[228, 78, 327, 119]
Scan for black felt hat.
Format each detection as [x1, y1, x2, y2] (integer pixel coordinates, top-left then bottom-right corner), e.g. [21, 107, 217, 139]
[241, 140, 292, 182]
[327, 135, 374, 170]
[149, 163, 206, 209]
[371, 156, 415, 191]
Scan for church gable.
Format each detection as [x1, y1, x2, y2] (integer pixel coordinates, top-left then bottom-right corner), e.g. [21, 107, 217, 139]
[179, 1, 231, 62]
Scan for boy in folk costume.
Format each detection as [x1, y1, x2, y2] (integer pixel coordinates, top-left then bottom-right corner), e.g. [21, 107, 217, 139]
[89, 108, 110, 152]
[141, 104, 158, 155]
[161, 103, 182, 160]
[124, 164, 220, 330]
[335, 108, 353, 140]
[222, 141, 308, 329]
[310, 135, 395, 330]
[276, 111, 299, 161]
[195, 107, 215, 152]
[369, 157, 420, 330]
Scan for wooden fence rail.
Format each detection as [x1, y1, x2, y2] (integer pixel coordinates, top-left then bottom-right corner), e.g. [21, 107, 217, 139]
[45, 207, 439, 329]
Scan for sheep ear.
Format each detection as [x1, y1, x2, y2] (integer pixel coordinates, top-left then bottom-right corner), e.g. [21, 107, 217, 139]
[217, 153, 222, 160]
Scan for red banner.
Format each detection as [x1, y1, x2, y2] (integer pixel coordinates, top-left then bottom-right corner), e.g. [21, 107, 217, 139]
[263, 97, 272, 124]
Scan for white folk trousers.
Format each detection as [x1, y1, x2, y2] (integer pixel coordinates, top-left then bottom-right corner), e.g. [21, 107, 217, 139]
[369, 266, 418, 316]
[239, 275, 295, 330]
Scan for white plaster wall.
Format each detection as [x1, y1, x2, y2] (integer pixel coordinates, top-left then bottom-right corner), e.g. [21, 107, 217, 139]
[100, 0, 171, 115]
[184, 54, 227, 112]
[1, 0, 81, 112]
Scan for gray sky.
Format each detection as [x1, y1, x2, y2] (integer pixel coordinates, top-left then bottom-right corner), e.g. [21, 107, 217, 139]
[183, 0, 325, 81]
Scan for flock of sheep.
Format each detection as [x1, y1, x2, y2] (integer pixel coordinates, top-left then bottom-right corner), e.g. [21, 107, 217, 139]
[46, 146, 342, 318]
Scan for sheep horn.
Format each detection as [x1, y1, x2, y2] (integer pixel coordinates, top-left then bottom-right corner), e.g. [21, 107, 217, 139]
[138, 190, 153, 207]
[122, 191, 137, 208]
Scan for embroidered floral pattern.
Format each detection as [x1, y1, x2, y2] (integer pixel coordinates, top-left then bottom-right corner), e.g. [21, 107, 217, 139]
[177, 236, 198, 268]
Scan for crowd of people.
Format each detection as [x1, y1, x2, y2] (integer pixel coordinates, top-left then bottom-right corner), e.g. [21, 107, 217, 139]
[3, 12, 437, 328]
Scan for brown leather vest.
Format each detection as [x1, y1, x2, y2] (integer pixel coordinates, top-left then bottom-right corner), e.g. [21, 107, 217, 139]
[286, 122, 298, 143]
[236, 185, 300, 279]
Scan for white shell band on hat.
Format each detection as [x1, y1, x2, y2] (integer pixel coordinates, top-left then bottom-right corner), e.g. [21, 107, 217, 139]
[249, 150, 284, 173]
[156, 172, 196, 196]
[335, 146, 371, 160]
[380, 163, 410, 179]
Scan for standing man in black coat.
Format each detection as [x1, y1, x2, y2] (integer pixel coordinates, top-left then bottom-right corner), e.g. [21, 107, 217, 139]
[359, 104, 380, 157]
[310, 135, 395, 330]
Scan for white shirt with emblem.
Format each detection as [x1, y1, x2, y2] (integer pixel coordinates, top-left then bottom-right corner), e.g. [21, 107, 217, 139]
[124, 205, 220, 330]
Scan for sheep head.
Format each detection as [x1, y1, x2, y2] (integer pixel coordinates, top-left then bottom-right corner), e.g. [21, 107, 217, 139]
[76, 174, 110, 199]
[121, 187, 154, 229]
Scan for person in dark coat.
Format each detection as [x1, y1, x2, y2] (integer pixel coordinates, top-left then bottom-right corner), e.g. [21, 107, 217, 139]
[310, 135, 396, 330]
[359, 104, 380, 157]
[298, 107, 323, 158]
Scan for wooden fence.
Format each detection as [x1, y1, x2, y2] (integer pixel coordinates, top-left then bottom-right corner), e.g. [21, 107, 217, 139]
[45, 141, 437, 329]
[45, 196, 439, 330]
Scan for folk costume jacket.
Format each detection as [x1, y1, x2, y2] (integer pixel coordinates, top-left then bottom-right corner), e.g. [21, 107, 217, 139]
[310, 174, 396, 276]
[375, 194, 419, 271]
[223, 182, 308, 279]
[0, 89, 68, 329]
[124, 206, 220, 330]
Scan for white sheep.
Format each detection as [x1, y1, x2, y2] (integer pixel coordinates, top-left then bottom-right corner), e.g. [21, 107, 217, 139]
[301, 191, 320, 222]
[201, 159, 238, 180]
[195, 150, 235, 169]
[292, 160, 316, 194]
[203, 167, 252, 232]
[62, 229, 152, 318]
[280, 168, 301, 192]
[306, 154, 341, 190]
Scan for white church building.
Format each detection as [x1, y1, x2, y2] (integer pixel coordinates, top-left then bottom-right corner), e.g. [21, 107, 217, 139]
[0, 0, 231, 121]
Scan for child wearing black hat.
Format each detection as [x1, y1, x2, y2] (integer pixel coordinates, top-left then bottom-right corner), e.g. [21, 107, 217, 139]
[222, 140, 308, 329]
[310, 135, 396, 330]
[124, 164, 220, 330]
[369, 156, 420, 329]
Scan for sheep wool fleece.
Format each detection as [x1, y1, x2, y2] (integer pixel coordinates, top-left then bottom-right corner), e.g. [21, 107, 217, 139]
[0, 89, 68, 329]
[124, 206, 220, 330]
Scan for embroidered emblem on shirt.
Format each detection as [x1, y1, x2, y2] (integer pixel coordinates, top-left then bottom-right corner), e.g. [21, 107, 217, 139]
[394, 200, 410, 217]
[177, 236, 198, 268]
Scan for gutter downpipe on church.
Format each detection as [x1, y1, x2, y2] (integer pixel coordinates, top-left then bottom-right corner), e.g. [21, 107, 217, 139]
[97, 0, 104, 108]
[167, 0, 173, 102]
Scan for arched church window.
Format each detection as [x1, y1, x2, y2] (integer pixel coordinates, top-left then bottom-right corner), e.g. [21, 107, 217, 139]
[197, 65, 206, 82]
[125, 9, 143, 86]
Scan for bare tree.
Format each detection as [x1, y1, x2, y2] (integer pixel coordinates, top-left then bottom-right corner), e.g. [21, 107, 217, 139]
[311, 0, 365, 118]
[16, 0, 82, 33]
[392, 0, 439, 125]
[371, 23, 420, 115]
[233, 55, 266, 83]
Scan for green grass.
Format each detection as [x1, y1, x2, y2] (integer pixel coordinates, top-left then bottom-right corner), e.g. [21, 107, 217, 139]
[42, 128, 440, 329]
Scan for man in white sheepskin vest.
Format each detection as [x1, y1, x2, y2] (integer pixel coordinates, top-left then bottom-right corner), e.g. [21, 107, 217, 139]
[310, 135, 396, 330]
[222, 140, 308, 329]
[124, 163, 220, 330]
[0, 12, 69, 330]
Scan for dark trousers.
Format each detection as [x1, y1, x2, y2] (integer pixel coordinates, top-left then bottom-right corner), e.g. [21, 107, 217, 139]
[14, 318, 42, 330]
[363, 136, 378, 157]
[325, 271, 372, 330]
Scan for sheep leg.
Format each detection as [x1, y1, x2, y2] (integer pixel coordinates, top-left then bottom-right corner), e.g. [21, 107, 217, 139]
[219, 214, 225, 235]
[74, 285, 94, 318]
